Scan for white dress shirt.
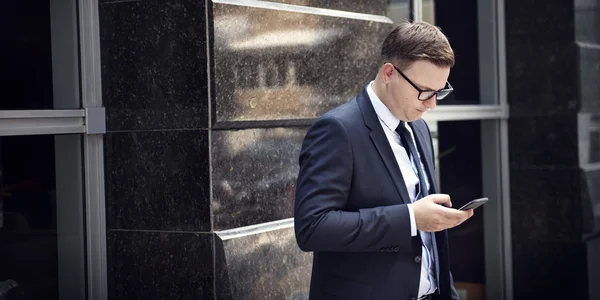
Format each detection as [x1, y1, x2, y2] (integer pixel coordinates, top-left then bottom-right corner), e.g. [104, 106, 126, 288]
[366, 81, 437, 297]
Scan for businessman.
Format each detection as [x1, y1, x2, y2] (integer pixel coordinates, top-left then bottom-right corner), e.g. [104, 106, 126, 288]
[294, 21, 474, 300]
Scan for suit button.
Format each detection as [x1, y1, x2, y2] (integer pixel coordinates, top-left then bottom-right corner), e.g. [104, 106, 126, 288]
[414, 255, 421, 264]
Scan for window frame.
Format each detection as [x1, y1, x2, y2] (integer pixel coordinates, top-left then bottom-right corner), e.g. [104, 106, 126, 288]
[0, 0, 107, 299]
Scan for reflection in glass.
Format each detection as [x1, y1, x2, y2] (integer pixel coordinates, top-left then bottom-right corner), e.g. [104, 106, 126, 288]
[215, 227, 311, 299]
[0, 135, 86, 300]
[211, 128, 307, 230]
[0, 0, 80, 110]
[386, 0, 410, 23]
[433, 120, 486, 296]
[213, 3, 391, 122]
[579, 114, 600, 229]
[575, 0, 600, 44]
[429, 0, 480, 104]
[591, 127, 600, 164]
[1, 1, 53, 109]
[422, 0, 436, 25]
[576, 0, 600, 113]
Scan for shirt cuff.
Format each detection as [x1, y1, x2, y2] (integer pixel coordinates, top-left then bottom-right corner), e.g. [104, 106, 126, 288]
[407, 203, 417, 237]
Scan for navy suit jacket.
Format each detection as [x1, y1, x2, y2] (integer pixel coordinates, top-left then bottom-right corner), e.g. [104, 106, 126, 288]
[294, 88, 459, 300]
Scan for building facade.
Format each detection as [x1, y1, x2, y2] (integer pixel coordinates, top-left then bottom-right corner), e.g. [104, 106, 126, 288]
[0, 0, 598, 299]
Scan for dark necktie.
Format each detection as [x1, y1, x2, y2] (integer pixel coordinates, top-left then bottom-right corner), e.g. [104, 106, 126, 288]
[396, 121, 429, 198]
[395, 121, 439, 286]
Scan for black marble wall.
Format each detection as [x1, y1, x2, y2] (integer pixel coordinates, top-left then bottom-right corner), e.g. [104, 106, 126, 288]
[100, 0, 213, 299]
[99, 0, 393, 299]
[506, 0, 600, 299]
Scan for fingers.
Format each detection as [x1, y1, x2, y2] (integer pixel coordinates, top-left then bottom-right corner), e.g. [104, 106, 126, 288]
[442, 208, 474, 229]
[465, 208, 474, 218]
[429, 194, 451, 206]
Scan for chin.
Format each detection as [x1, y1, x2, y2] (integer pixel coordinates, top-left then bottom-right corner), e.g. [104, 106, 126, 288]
[411, 113, 424, 121]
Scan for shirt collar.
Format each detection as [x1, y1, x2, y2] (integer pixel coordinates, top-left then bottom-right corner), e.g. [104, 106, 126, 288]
[366, 80, 401, 131]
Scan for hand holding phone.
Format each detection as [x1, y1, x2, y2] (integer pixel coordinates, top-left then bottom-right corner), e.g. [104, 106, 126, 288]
[458, 197, 489, 211]
[412, 194, 475, 232]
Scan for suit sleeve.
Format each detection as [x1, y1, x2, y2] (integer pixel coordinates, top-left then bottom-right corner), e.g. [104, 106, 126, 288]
[294, 116, 412, 253]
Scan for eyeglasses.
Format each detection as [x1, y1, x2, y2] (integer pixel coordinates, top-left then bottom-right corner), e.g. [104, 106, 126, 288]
[392, 65, 453, 101]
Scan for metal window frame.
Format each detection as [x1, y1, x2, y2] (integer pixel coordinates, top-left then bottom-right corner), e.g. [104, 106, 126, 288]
[411, 0, 423, 21]
[0, 110, 85, 136]
[0, 0, 106, 299]
[79, 0, 107, 299]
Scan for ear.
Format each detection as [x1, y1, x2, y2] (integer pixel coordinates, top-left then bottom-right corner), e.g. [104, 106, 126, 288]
[380, 63, 395, 84]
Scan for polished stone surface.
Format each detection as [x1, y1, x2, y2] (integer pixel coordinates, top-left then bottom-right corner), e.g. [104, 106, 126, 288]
[212, 2, 392, 123]
[506, 0, 578, 117]
[263, 0, 386, 15]
[99, 0, 209, 131]
[505, 1, 575, 41]
[506, 41, 579, 116]
[214, 222, 311, 299]
[211, 128, 306, 230]
[505, 1, 593, 297]
[510, 167, 583, 242]
[508, 115, 579, 166]
[512, 240, 587, 299]
[108, 230, 214, 300]
[104, 130, 211, 231]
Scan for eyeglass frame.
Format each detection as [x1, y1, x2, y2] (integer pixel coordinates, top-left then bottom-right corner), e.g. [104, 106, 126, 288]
[391, 64, 454, 101]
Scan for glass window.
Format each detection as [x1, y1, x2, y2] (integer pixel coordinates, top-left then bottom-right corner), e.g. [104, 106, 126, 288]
[575, 0, 600, 44]
[576, 0, 600, 113]
[0, 0, 80, 110]
[430, 120, 486, 297]
[423, 0, 481, 105]
[0, 134, 86, 300]
[422, 0, 435, 24]
[386, 0, 411, 23]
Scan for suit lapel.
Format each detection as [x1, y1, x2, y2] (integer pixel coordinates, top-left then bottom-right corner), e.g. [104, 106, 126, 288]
[409, 121, 439, 193]
[356, 89, 412, 205]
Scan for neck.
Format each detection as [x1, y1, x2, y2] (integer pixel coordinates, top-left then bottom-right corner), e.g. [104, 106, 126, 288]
[371, 75, 411, 122]
[372, 76, 398, 117]
[372, 76, 389, 106]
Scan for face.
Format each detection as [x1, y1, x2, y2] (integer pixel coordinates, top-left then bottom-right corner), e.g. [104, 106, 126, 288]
[379, 60, 450, 122]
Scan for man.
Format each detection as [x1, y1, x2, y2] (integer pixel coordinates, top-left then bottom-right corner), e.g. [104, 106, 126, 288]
[294, 21, 474, 300]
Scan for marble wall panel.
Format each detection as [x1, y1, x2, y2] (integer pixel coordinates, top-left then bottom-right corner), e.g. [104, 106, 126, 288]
[105, 130, 211, 231]
[212, 2, 392, 123]
[214, 221, 312, 300]
[99, 0, 209, 131]
[211, 127, 307, 230]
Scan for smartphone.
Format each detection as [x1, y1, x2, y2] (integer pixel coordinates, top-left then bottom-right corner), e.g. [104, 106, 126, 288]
[458, 197, 489, 211]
